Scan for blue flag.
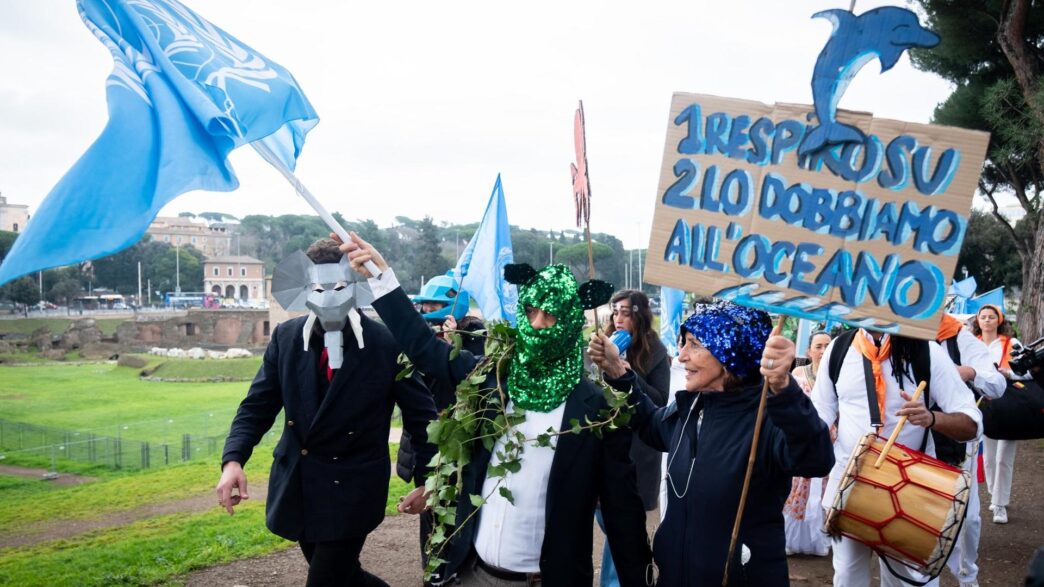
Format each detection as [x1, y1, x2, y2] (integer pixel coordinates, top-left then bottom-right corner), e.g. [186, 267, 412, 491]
[966, 287, 1004, 315]
[659, 286, 685, 356]
[454, 175, 518, 325]
[0, 0, 318, 285]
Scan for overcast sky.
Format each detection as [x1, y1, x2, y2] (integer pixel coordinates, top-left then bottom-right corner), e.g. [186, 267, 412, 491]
[0, 0, 960, 249]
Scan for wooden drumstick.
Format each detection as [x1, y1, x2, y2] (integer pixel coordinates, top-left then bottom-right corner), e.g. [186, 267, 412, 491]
[873, 380, 926, 469]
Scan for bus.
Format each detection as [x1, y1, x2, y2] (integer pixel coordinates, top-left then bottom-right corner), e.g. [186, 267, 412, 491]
[163, 292, 219, 309]
[73, 294, 126, 310]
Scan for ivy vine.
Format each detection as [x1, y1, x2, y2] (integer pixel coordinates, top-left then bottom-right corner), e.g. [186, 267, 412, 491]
[396, 321, 633, 580]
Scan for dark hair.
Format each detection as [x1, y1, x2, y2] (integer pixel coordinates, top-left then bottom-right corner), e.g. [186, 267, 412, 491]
[603, 289, 656, 373]
[305, 239, 343, 265]
[456, 315, 486, 356]
[971, 305, 1015, 337]
[808, 330, 832, 350]
[890, 334, 922, 384]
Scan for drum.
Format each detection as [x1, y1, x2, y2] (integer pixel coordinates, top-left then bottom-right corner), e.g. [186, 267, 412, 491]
[824, 433, 971, 578]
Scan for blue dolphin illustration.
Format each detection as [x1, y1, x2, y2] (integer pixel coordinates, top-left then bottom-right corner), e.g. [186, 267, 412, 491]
[799, 7, 940, 157]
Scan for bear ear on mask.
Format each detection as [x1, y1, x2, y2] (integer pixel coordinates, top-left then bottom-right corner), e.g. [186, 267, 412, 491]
[578, 280, 613, 310]
[504, 263, 538, 286]
[271, 250, 315, 311]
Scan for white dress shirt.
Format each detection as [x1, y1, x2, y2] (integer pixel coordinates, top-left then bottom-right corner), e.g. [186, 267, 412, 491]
[473, 401, 565, 571]
[953, 329, 1006, 399]
[812, 330, 982, 507]
[982, 336, 1033, 381]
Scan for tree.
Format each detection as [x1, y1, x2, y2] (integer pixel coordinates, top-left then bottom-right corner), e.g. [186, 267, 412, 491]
[413, 216, 450, 280]
[0, 275, 38, 306]
[554, 242, 614, 280]
[912, 0, 1044, 337]
[955, 210, 1025, 292]
[49, 278, 83, 305]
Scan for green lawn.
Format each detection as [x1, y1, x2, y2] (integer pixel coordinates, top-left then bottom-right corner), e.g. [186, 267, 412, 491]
[147, 357, 262, 380]
[0, 317, 124, 337]
[0, 360, 249, 442]
[0, 358, 414, 585]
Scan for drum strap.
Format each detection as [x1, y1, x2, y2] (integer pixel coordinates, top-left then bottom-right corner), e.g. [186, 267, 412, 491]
[861, 355, 883, 429]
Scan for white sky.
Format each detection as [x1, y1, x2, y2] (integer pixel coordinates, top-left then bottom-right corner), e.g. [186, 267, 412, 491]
[0, 0, 963, 249]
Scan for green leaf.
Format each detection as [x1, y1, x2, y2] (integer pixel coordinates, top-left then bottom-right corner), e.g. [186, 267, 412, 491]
[502, 459, 522, 474]
[535, 433, 552, 447]
[499, 486, 515, 505]
[469, 494, 485, 508]
[448, 332, 463, 360]
[426, 420, 445, 443]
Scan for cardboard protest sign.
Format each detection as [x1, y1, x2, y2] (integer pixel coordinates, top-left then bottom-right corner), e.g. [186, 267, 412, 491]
[643, 93, 990, 340]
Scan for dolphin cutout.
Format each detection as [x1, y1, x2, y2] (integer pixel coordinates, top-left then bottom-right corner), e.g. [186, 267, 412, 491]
[798, 7, 940, 157]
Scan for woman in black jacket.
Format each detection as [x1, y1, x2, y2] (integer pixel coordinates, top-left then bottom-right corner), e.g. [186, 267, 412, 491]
[596, 290, 670, 586]
[601, 289, 671, 509]
[589, 300, 834, 586]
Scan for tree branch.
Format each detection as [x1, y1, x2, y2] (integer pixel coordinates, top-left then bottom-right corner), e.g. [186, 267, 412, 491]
[979, 179, 1029, 260]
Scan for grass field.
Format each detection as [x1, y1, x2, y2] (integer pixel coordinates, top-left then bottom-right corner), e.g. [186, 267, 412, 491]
[0, 359, 413, 586]
[147, 357, 262, 380]
[0, 317, 124, 337]
[0, 360, 249, 441]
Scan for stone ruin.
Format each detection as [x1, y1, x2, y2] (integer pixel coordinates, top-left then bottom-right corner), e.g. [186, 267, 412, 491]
[0, 309, 269, 362]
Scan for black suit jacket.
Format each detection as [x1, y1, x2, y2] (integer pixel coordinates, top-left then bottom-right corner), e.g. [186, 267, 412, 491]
[373, 287, 653, 587]
[222, 313, 436, 543]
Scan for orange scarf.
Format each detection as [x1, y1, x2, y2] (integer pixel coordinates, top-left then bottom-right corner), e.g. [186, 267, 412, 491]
[978, 334, 1013, 370]
[852, 331, 891, 426]
[936, 314, 964, 342]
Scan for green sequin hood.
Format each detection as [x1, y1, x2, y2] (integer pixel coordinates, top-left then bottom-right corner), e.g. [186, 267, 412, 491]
[507, 265, 586, 412]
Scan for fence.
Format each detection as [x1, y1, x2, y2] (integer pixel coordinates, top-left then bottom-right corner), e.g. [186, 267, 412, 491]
[0, 414, 280, 472]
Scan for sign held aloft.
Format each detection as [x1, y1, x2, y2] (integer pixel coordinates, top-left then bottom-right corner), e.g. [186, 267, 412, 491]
[643, 93, 989, 340]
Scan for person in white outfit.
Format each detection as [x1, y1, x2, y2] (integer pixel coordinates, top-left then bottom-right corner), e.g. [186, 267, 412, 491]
[971, 304, 1032, 525]
[812, 329, 981, 587]
[783, 330, 833, 556]
[936, 314, 1006, 587]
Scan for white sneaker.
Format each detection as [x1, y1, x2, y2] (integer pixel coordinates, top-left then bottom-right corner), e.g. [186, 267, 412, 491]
[993, 505, 1008, 524]
[959, 581, 980, 587]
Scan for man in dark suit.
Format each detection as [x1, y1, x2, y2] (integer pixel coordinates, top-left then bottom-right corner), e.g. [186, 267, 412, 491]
[216, 239, 437, 587]
[343, 233, 653, 587]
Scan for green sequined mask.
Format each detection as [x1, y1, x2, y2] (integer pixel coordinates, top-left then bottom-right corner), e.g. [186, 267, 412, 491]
[507, 264, 585, 412]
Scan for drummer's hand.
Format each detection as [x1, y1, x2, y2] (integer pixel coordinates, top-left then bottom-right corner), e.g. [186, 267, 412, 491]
[339, 232, 389, 279]
[957, 365, 976, 382]
[897, 390, 933, 428]
[759, 335, 795, 394]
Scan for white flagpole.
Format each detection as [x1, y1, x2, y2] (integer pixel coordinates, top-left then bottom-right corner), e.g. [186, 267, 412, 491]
[251, 142, 382, 278]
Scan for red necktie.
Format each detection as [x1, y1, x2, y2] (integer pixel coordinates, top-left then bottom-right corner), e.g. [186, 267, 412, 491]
[319, 347, 333, 383]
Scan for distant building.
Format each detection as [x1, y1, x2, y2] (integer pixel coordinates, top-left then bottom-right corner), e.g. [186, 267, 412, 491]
[146, 215, 236, 257]
[203, 255, 265, 302]
[0, 193, 30, 233]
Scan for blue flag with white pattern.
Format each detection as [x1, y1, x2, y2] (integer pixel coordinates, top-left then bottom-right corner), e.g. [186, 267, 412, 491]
[454, 175, 518, 325]
[0, 0, 318, 285]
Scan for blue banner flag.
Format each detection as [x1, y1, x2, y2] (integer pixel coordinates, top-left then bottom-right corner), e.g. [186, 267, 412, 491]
[659, 286, 685, 356]
[454, 175, 518, 325]
[0, 0, 318, 285]
[966, 287, 1004, 315]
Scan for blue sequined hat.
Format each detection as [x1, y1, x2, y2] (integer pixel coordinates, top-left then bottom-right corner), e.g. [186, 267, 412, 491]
[681, 301, 772, 379]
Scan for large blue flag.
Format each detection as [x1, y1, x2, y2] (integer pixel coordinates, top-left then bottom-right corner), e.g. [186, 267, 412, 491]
[454, 175, 518, 325]
[0, 0, 318, 285]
